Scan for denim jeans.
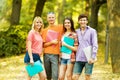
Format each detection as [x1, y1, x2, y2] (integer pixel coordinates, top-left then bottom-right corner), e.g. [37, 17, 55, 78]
[44, 53, 59, 80]
[24, 51, 42, 63]
[60, 58, 71, 65]
[73, 61, 94, 75]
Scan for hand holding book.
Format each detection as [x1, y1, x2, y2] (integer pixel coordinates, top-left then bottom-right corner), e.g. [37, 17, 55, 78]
[60, 36, 75, 54]
[25, 60, 44, 77]
[51, 39, 58, 45]
[83, 46, 97, 63]
[46, 30, 59, 42]
[46, 30, 59, 47]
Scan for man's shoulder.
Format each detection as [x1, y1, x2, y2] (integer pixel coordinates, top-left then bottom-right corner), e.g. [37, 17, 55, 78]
[54, 24, 63, 32]
[88, 26, 97, 32]
[56, 24, 63, 29]
[43, 27, 49, 31]
[58, 24, 63, 27]
[75, 29, 80, 32]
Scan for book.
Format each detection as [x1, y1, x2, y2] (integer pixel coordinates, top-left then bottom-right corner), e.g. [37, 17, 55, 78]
[25, 60, 44, 77]
[60, 36, 75, 54]
[83, 46, 92, 62]
[46, 30, 59, 42]
[83, 46, 97, 62]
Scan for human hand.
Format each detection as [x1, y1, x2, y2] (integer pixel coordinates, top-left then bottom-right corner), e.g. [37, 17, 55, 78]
[88, 58, 95, 64]
[51, 39, 58, 45]
[62, 42, 67, 46]
[30, 59, 34, 65]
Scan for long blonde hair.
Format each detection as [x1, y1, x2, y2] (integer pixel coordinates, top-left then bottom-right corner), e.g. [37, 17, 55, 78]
[32, 16, 44, 33]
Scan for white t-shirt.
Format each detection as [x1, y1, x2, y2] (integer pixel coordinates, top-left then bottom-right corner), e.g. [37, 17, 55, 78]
[61, 52, 71, 59]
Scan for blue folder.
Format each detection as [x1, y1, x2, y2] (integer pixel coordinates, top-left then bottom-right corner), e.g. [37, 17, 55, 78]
[60, 36, 75, 54]
[25, 60, 44, 77]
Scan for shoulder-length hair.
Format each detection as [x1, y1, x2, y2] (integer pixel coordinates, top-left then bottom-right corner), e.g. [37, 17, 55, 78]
[32, 16, 44, 32]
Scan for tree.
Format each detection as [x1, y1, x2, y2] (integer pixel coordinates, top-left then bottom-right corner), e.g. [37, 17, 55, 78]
[107, 0, 120, 73]
[10, 0, 22, 25]
[90, 0, 106, 31]
[34, 0, 46, 18]
[57, 0, 66, 24]
[85, 0, 90, 17]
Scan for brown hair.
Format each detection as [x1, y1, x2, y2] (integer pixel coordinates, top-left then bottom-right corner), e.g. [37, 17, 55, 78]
[78, 14, 88, 21]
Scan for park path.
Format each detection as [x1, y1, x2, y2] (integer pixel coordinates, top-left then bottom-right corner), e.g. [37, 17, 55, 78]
[16, 55, 119, 80]
[0, 54, 120, 80]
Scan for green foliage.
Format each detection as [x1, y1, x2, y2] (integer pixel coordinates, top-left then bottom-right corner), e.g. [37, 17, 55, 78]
[0, 0, 108, 57]
[97, 4, 107, 43]
[0, 19, 10, 31]
[98, 4, 108, 32]
[0, 25, 29, 57]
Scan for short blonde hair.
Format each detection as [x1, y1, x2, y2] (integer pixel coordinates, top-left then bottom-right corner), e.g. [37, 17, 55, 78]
[32, 16, 44, 32]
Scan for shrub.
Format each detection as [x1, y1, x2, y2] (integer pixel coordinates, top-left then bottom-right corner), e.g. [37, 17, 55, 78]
[0, 25, 30, 57]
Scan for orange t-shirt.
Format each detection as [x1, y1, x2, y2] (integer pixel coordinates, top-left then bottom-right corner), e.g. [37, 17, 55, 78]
[42, 24, 63, 54]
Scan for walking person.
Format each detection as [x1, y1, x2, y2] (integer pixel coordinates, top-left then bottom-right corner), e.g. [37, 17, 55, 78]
[42, 12, 63, 80]
[24, 16, 46, 80]
[58, 17, 78, 80]
[72, 14, 98, 80]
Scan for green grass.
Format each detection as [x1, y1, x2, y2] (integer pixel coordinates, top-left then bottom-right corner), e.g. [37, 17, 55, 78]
[0, 43, 120, 80]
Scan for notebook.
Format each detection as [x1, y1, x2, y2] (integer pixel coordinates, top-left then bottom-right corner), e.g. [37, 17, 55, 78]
[83, 46, 97, 62]
[83, 46, 92, 62]
[25, 60, 44, 77]
[60, 36, 75, 54]
[46, 30, 59, 42]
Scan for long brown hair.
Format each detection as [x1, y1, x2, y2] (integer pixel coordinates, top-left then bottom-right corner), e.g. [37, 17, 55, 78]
[63, 17, 75, 33]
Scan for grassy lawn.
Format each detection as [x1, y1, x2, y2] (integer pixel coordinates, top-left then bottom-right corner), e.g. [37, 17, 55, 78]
[0, 43, 120, 80]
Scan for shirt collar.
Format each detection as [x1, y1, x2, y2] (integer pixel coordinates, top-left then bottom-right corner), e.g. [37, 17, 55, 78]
[79, 26, 89, 31]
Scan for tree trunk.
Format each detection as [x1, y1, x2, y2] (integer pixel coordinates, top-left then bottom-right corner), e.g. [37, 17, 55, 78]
[90, 0, 106, 31]
[107, 0, 120, 73]
[34, 0, 46, 18]
[58, 0, 66, 24]
[104, 19, 109, 64]
[85, 0, 90, 17]
[11, 0, 22, 25]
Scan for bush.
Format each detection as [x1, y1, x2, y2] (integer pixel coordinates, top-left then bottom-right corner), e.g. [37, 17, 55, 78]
[0, 25, 30, 57]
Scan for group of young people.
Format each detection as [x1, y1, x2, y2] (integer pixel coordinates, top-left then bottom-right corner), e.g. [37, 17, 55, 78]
[24, 12, 98, 80]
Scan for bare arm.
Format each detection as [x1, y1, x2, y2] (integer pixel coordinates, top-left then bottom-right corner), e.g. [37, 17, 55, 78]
[43, 39, 58, 47]
[62, 42, 78, 52]
[27, 40, 34, 64]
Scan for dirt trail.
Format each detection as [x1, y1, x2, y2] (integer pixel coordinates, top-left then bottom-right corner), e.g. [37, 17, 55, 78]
[0, 54, 120, 80]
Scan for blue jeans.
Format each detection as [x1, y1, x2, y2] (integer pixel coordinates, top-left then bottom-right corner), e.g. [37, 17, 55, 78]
[24, 51, 42, 63]
[73, 61, 94, 75]
[60, 58, 71, 65]
[44, 53, 59, 80]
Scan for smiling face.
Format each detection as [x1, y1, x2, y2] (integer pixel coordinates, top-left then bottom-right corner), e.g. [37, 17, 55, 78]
[63, 17, 75, 32]
[33, 17, 43, 32]
[78, 17, 88, 28]
[47, 13, 55, 25]
[34, 19, 42, 30]
[78, 14, 88, 30]
[64, 19, 71, 30]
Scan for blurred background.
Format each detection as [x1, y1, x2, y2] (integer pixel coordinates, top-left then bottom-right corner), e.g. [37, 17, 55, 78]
[0, 0, 120, 80]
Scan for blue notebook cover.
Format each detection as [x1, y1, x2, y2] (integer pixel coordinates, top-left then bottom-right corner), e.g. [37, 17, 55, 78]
[25, 60, 44, 77]
[60, 36, 75, 54]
